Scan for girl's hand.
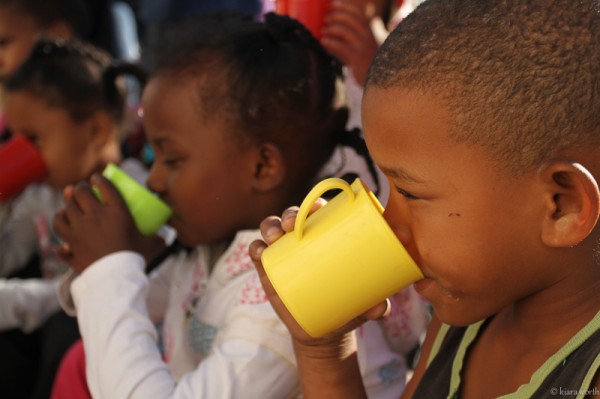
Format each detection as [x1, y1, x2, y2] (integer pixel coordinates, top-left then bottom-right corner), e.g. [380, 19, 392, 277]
[53, 174, 141, 273]
[321, 0, 388, 86]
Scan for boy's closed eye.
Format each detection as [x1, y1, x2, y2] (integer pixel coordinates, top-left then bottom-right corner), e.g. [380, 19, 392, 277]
[394, 186, 420, 200]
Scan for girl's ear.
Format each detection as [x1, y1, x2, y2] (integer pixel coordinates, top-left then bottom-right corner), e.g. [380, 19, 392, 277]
[250, 143, 286, 193]
[539, 161, 600, 247]
[88, 110, 116, 151]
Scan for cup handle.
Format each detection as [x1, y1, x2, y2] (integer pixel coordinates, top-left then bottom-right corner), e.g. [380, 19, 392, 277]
[294, 178, 355, 240]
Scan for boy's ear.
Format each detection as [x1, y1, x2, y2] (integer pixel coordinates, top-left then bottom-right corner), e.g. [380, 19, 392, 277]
[250, 143, 285, 192]
[539, 161, 600, 247]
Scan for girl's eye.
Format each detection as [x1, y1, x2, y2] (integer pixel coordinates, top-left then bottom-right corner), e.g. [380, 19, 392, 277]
[395, 186, 420, 200]
[163, 157, 183, 167]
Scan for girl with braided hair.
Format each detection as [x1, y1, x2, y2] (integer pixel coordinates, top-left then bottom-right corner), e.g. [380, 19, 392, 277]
[52, 13, 427, 398]
[0, 36, 149, 398]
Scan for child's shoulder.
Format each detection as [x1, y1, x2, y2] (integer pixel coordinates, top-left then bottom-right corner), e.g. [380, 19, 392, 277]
[412, 312, 600, 398]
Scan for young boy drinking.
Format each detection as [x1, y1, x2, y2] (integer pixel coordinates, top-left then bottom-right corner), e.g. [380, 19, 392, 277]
[249, 0, 600, 397]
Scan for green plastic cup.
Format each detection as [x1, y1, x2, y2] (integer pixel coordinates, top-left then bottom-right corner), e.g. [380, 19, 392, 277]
[95, 163, 172, 236]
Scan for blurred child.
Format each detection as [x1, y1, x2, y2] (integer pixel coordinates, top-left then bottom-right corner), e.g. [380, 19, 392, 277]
[0, 0, 90, 82]
[315, 0, 428, 205]
[320, 0, 427, 132]
[0, 0, 91, 139]
[53, 13, 427, 398]
[0, 37, 148, 398]
[249, 0, 600, 398]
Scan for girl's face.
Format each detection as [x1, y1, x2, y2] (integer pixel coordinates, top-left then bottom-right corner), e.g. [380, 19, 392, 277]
[142, 76, 259, 247]
[4, 91, 105, 190]
[362, 87, 559, 326]
[0, 7, 39, 81]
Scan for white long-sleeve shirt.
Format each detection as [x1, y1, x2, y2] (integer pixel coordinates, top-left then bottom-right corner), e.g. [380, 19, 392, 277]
[0, 277, 61, 332]
[0, 158, 150, 332]
[61, 229, 428, 399]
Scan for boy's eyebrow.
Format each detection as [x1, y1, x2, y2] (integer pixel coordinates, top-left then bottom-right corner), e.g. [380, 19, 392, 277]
[378, 165, 427, 184]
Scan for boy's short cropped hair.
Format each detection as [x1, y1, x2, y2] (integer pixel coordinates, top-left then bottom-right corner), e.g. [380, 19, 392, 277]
[366, 0, 600, 174]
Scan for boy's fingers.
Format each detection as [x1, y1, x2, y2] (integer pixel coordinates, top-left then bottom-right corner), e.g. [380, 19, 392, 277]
[259, 215, 285, 244]
[248, 239, 267, 265]
[310, 197, 328, 214]
[281, 206, 299, 232]
[366, 298, 391, 321]
[330, 299, 391, 336]
[249, 240, 280, 301]
[280, 198, 327, 232]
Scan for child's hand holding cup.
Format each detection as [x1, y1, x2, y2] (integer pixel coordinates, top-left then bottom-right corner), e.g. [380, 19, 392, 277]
[94, 163, 172, 236]
[257, 177, 424, 338]
[55, 163, 172, 273]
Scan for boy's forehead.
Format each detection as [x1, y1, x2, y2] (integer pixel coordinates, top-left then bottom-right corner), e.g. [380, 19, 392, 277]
[362, 86, 467, 171]
[362, 86, 451, 141]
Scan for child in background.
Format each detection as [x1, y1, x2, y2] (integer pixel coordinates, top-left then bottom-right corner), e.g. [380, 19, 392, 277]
[0, 37, 149, 398]
[53, 13, 427, 398]
[0, 0, 91, 139]
[315, 0, 425, 205]
[320, 0, 425, 131]
[0, 0, 90, 82]
[250, 0, 600, 398]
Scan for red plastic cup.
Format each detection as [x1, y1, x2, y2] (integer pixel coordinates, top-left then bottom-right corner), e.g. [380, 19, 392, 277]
[275, 0, 332, 39]
[0, 136, 47, 202]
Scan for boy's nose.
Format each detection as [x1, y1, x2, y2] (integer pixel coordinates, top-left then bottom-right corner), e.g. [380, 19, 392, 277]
[382, 198, 416, 255]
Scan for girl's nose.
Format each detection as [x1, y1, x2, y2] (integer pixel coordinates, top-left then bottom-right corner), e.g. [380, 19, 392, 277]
[146, 163, 166, 196]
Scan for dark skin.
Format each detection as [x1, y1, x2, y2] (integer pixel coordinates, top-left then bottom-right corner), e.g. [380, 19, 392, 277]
[53, 75, 308, 274]
[249, 87, 600, 398]
[54, 175, 165, 273]
[322, 0, 391, 85]
[249, 200, 390, 399]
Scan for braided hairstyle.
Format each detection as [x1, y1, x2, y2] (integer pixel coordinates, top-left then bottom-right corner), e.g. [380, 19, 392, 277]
[152, 12, 349, 195]
[5, 37, 147, 134]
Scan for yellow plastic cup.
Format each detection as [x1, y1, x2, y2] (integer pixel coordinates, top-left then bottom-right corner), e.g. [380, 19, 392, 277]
[95, 163, 172, 236]
[261, 177, 424, 337]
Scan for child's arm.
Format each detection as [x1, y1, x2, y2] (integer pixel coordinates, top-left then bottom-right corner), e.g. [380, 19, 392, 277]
[248, 202, 389, 399]
[321, 0, 387, 86]
[0, 277, 61, 332]
[67, 250, 301, 398]
[0, 186, 45, 277]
